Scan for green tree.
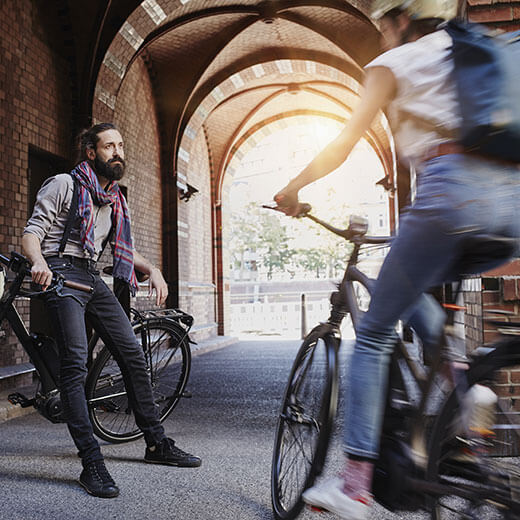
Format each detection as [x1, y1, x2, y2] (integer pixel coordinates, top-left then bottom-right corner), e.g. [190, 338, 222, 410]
[257, 211, 295, 279]
[229, 203, 295, 279]
[229, 205, 260, 280]
[229, 197, 358, 280]
[295, 248, 327, 278]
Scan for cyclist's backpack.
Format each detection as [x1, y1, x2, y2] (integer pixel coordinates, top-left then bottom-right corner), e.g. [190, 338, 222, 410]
[445, 21, 520, 162]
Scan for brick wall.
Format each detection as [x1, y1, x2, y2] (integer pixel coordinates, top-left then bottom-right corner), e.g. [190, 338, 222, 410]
[463, 262, 520, 349]
[111, 56, 164, 312]
[178, 130, 217, 340]
[468, 0, 520, 30]
[0, 0, 73, 390]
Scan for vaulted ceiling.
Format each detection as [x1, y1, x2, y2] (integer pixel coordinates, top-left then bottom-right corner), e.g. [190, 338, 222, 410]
[60, 0, 393, 183]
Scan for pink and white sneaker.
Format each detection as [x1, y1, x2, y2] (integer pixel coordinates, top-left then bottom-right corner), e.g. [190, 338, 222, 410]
[302, 478, 370, 519]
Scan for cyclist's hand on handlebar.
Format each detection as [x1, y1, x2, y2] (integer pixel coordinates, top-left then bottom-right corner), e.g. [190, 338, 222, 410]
[30, 259, 53, 290]
[273, 187, 301, 217]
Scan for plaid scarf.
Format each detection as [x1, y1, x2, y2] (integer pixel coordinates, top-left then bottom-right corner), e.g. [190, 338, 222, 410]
[71, 161, 138, 296]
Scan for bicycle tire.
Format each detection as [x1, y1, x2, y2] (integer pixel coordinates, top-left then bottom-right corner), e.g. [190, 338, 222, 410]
[86, 318, 191, 444]
[426, 339, 520, 519]
[271, 328, 339, 520]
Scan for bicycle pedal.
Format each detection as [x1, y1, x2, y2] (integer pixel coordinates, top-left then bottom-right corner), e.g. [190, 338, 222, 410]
[8, 392, 34, 408]
[181, 390, 192, 398]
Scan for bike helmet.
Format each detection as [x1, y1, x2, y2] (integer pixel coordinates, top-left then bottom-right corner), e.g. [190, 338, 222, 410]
[371, 0, 458, 20]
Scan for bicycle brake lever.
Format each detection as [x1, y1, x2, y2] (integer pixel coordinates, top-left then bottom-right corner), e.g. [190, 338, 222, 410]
[261, 203, 312, 218]
[54, 276, 86, 307]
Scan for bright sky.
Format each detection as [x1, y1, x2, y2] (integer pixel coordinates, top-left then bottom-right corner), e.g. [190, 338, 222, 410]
[230, 117, 388, 217]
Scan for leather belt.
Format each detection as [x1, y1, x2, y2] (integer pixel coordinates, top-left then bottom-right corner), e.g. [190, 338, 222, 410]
[423, 142, 465, 163]
[46, 255, 97, 271]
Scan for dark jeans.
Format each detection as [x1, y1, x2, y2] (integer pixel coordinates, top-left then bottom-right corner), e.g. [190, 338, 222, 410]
[44, 257, 166, 466]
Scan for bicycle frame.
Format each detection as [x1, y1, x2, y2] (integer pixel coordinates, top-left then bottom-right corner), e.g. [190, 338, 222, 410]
[0, 254, 58, 395]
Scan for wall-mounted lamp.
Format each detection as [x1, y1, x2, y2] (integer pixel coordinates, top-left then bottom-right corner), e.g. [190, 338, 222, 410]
[178, 183, 199, 202]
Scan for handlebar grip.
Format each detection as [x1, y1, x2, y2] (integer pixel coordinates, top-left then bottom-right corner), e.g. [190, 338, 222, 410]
[63, 280, 94, 293]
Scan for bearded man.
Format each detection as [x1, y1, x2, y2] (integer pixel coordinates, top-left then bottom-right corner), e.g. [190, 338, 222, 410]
[22, 123, 201, 498]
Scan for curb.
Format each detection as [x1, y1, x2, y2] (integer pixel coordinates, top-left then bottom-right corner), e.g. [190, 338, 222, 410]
[190, 335, 238, 357]
[0, 336, 238, 425]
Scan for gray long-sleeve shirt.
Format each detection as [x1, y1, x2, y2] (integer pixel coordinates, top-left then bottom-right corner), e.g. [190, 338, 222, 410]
[24, 174, 113, 260]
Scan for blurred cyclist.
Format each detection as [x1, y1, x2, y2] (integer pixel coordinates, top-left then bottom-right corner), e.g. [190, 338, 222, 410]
[273, 0, 520, 518]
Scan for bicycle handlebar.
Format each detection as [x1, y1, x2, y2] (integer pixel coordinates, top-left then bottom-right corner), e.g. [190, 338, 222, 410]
[0, 252, 93, 294]
[262, 204, 392, 244]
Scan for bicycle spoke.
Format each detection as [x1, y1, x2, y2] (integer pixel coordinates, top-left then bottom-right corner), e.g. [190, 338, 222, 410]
[278, 422, 316, 508]
[278, 421, 316, 483]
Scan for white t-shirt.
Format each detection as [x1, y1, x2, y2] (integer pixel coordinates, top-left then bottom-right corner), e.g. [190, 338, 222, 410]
[366, 29, 461, 168]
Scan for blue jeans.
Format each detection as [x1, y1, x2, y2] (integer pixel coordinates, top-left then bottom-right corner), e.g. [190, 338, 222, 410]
[44, 258, 166, 466]
[344, 154, 520, 459]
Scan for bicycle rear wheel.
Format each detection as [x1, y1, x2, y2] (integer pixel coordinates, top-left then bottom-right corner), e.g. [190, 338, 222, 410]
[426, 340, 520, 519]
[86, 319, 191, 443]
[271, 328, 339, 520]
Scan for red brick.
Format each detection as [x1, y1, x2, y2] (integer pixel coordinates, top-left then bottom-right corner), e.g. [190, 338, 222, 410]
[494, 384, 518, 398]
[484, 328, 503, 344]
[483, 290, 501, 304]
[470, 6, 513, 23]
[503, 278, 520, 301]
[495, 369, 511, 384]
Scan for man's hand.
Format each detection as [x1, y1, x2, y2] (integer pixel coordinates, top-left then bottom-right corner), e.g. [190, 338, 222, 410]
[22, 234, 52, 290]
[148, 267, 168, 306]
[273, 187, 300, 217]
[31, 259, 53, 290]
[133, 250, 168, 306]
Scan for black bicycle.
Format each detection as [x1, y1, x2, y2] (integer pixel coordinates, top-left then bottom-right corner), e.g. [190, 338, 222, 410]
[268, 204, 520, 520]
[1, 251, 193, 444]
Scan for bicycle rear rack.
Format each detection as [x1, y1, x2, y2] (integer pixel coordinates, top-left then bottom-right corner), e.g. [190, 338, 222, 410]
[142, 308, 194, 327]
[131, 307, 194, 327]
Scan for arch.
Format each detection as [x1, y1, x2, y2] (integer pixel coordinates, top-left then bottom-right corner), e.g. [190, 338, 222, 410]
[175, 59, 395, 205]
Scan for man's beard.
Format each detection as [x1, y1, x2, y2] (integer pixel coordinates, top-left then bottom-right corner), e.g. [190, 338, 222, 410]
[94, 155, 126, 182]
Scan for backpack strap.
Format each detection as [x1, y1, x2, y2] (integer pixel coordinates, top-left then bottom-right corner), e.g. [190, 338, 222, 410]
[58, 174, 79, 257]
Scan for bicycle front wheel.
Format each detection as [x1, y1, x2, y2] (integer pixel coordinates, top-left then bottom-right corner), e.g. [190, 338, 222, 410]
[271, 329, 339, 520]
[426, 340, 520, 519]
[86, 319, 191, 443]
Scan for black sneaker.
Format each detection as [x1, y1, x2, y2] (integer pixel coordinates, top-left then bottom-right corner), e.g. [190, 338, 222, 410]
[144, 438, 202, 467]
[79, 460, 120, 498]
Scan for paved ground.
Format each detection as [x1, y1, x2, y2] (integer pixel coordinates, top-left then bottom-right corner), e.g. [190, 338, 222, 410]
[1, 339, 434, 520]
